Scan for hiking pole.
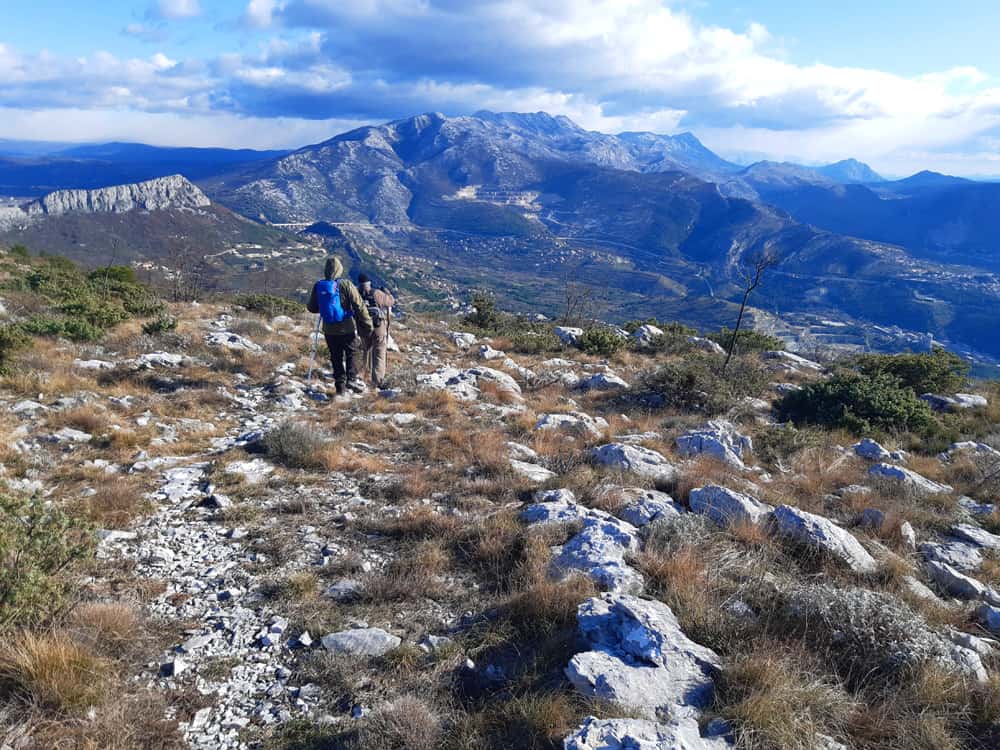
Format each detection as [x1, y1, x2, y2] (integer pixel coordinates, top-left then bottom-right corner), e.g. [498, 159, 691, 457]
[306, 315, 322, 385]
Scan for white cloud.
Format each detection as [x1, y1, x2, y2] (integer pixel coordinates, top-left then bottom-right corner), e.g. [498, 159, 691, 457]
[154, 0, 201, 20]
[3, 1, 1000, 174]
[243, 0, 284, 29]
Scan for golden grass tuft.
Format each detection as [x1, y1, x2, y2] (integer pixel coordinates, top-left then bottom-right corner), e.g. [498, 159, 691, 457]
[0, 631, 110, 713]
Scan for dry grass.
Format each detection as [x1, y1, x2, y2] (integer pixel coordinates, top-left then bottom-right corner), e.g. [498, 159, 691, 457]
[0, 631, 110, 713]
[46, 404, 112, 434]
[506, 572, 596, 636]
[312, 445, 389, 474]
[715, 647, 856, 750]
[71, 475, 151, 528]
[423, 426, 512, 478]
[364, 540, 451, 602]
[456, 511, 531, 593]
[354, 694, 444, 750]
[366, 506, 466, 541]
[67, 601, 143, 659]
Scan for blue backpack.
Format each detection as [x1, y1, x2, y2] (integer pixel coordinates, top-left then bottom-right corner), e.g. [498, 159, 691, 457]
[315, 279, 352, 324]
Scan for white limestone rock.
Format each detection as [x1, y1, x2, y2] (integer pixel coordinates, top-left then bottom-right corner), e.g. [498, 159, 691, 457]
[205, 331, 262, 352]
[577, 372, 630, 392]
[509, 459, 557, 484]
[564, 716, 730, 750]
[448, 331, 477, 349]
[921, 541, 984, 573]
[771, 505, 878, 574]
[613, 488, 684, 527]
[321, 628, 401, 657]
[592, 444, 678, 485]
[566, 594, 721, 720]
[675, 421, 752, 469]
[951, 523, 1000, 551]
[535, 412, 609, 439]
[555, 327, 584, 347]
[853, 438, 907, 463]
[868, 463, 953, 495]
[762, 350, 824, 371]
[632, 324, 664, 346]
[689, 486, 773, 529]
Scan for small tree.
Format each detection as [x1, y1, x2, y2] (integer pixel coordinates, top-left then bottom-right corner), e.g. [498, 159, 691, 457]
[722, 249, 780, 374]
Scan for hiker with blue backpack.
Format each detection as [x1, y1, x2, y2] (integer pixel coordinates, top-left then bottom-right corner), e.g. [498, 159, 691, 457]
[306, 257, 373, 397]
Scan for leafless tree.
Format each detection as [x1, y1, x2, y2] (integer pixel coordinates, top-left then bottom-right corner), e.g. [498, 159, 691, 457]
[722, 248, 781, 374]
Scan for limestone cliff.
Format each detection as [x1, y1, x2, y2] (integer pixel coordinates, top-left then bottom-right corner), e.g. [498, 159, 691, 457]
[24, 174, 210, 217]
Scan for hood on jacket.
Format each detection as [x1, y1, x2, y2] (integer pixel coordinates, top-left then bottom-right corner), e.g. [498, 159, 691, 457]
[324, 257, 344, 280]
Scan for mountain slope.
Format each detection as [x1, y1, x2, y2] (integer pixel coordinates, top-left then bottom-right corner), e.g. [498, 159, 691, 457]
[817, 158, 883, 183]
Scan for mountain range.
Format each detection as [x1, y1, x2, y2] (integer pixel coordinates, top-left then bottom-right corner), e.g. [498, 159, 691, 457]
[2, 111, 999, 360]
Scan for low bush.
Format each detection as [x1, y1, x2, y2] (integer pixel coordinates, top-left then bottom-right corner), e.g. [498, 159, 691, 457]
[142, 314, 178, 335]
[0, 324, 28, 374]
[0, 494, 93, 629]
[856, 348, 969, 395]
[262, 421, 328, 469]
[708, 327, 785, 355]
[577, 326, 625, 356]
[775, 372, 935, 435]
[642, 354, 769, 414]
[753, 424, 824, 468]
[235, 293, 302, 318]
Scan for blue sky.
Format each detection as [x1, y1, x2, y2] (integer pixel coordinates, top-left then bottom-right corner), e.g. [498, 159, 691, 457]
[2, 1, 1000, 176]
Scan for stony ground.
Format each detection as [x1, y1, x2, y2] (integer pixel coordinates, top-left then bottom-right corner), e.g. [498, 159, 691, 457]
[3, 301, 1000, 750]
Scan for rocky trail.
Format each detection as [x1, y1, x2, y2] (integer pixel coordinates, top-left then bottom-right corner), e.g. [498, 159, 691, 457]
[4, 304, 1000, 750]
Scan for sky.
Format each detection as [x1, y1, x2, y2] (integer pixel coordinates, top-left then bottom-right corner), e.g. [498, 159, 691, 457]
[2, 0, 1000, 176]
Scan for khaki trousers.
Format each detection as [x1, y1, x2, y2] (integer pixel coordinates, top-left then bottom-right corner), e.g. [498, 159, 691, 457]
[364, 324, 389, 385]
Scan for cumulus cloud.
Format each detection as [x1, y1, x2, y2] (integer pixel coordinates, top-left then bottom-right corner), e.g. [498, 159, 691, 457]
[152, 0, 202, 20]
[2, 0, 1000, 174]
[122, 22, 168, 43]
[243, 0, 285, 29]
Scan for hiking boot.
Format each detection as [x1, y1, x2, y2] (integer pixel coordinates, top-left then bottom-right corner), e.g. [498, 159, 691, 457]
[335, 383, 346, 396]
[346, 379, 367, 394]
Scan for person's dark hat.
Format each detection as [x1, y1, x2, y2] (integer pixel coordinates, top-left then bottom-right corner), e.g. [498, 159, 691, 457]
[357, 273, 371, 284]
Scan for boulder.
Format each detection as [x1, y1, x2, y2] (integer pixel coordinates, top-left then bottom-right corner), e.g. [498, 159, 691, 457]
[632, 324, 664, 346]
[977, 604, 1000, 636]
[941, 441, 1000, 461]
[762, 350, 823, 371]
[675, 421, 753, 469]
[689, 486, 773, 529]
[771, 505, 878, 574]
[577, 372, 630, 392]
[73, 358, 115, 370]
[205, 331, 262, 352]
[853, 438, 906, 463]
[868, 463, 953, 495]
[920, 541, 983, 572]
[689, 336, 726, 355]
[613, 488, 684, 527]
[922, 393, 988, 412]
[925, 560, 996, 601]
[417, 366, 522, 401]
[509, 459, 557, 484]
[133, 351, 188, 369]
[478, 344, 505, 360]
[555, 327, 584, 347]
[449, 331, 477, 349]
[959, 496, 997, 517]
[47, 427, 93, 444]
[951, 524, 1000, 551]
[321, 628, 401, 657]
[566, 594, 721, 720]
[564, 716, 730, 750]
[592, 444, 678, 485]
[534, 412, 609, 439]
[522, 495, 644, 593]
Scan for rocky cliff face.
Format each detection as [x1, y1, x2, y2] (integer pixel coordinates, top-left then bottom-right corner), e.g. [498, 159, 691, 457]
[24, 174, 210, 217]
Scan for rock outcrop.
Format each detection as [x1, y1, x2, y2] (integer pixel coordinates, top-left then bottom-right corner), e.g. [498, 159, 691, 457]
[24, 174, 211, 217]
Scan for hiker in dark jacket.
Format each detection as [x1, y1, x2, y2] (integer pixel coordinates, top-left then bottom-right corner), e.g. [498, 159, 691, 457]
[357, 273, 396, 389]
[306, 257, 373, 396]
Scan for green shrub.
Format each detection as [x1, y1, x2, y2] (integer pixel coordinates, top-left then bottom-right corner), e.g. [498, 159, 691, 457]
[142, 315, 178, 335]
[856, 348, 969, 395]
[20, 315, 104, 342]
[0, 324, 28, 374]
[753, 423, 823, 468]
[708, 327, 785, 355]
[0, 494, 93, 629]
[235, 293, 302, 318]
[775, 372, 934, 435]
[464, 292, 503, 331]
[87, 265, 137, 285]
[505, 329, 563, 355]
[643, 354, 769, 415]
[8, 244, 29, 259]
[578, 326, 625, 356]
